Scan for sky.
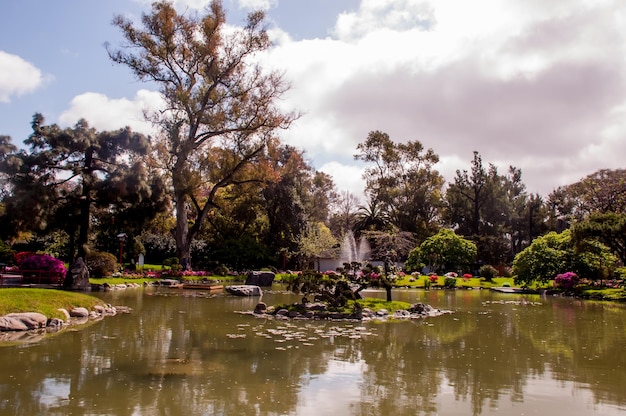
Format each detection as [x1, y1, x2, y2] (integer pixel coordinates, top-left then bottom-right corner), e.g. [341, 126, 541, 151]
[2, 0, 626, 202]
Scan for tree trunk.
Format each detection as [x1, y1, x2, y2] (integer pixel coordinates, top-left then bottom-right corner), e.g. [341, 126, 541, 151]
[174, 194, 192, 269]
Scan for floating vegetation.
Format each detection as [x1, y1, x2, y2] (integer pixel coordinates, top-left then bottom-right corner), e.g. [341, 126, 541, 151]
[482, 300, 543, 306]
[242, 322, 380, 350]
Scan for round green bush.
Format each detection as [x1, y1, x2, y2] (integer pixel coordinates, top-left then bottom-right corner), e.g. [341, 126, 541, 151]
[479, 264, 498, 282]
[86, 251, 118, 277]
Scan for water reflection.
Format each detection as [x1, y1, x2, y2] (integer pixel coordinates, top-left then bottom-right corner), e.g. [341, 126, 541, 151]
[0, 287, 625, 415]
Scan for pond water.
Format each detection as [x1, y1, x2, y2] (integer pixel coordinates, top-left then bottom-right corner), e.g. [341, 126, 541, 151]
[1, 286, 625, 416]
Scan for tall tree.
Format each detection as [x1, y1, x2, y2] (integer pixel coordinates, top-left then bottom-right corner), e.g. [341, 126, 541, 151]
[354, 130, 444, 241]
[261, 145, 336, 269]
[108, 1, 296, 266]
[549, 169, 626, 226]
[0, 114, 166, 260]
[571, 212, 626, 265]
[445, 151, 537, 264]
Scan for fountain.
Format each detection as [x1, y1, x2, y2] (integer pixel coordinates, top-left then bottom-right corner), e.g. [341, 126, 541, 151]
[339, 231, 371, 264]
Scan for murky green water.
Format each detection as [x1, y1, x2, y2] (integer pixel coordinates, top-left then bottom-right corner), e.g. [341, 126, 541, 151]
[1, 286, 625, 415]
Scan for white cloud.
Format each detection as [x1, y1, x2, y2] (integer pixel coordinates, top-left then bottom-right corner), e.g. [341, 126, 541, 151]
[236, 0, 276, 11]
[58, 90, 164, 135]
[0, 51, 47, 103]
[318, 161, 366, 202]
[266, 0, 626, 197]
[334, 0, 434, 41]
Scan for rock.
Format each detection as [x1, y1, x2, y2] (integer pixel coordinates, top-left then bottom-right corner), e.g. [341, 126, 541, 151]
[159, 279, 181, 286]
[0, 316, 28, 331]
[409, 303, 426, 314]
[253, 302, 267, 314]
[8, 312, 48, 329]
[70, 307, 89, 318]
[57, 308, 70, 321]
[245, 271, 275, 287]
[47, 318, 64, 328]
[225, 285, 262, 296]
[63, 257, 90, 290]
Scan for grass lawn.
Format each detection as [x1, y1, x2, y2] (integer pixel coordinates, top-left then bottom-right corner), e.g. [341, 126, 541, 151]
[0, 288, 105, 320]
[393, 275, 516, 289]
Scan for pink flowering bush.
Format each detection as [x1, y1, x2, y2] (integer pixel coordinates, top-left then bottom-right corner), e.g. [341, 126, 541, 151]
[17, 253, 66, 275]
[554, 272, 580, 290]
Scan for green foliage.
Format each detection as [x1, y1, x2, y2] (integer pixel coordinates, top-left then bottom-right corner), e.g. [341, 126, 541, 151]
[86, 251, 118, 277]
[479, 264, 498, 281]
[354, 130, 444, 239]
[406, 229, 477, 273]
[571, 212, 626, 264]
[0, 114, 167, 261]
[613, 267, 626, 280]
[163, 257, 182, 271]
[0, 240, 14, 265]
[285, 270, 362, 308]
[443, 277, 457, 288]
[445, 151, 542, 265]
[512, 230, 616, 285]
[212, 264, 230, 276]
[513, 231, 571, 284]
[202, 235, 273, 271]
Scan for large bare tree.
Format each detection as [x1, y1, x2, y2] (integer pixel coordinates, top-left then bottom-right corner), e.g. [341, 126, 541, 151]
[108, 1, 296, 266]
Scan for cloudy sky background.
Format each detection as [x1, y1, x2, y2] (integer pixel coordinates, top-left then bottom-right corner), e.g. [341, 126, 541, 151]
[2, 0, 626, 201]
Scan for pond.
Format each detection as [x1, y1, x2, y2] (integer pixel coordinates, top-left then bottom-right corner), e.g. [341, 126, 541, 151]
[1, 286, 625, 415]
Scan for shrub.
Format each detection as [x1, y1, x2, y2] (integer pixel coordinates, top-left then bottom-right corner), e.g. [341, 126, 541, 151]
[443, 277, 457, 288]
[86, 252, 118, 277]
[213, 264, 230, 276]
[479, 264, 498, 281]
[163, 257, 182, 271]
[614, 267, 626, 280]
[0, 241, 15, 265]
[17, 253, 67, 275]
[554, 271, 579, 291]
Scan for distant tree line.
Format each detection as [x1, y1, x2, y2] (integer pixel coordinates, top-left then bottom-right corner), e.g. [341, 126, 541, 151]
[1, 0, 625, 286]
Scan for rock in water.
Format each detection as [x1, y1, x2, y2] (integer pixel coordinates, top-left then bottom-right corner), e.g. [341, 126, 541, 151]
[245, 271, 275, 286]
[63, 257, 90, 290]
[225, 285, 263, 296]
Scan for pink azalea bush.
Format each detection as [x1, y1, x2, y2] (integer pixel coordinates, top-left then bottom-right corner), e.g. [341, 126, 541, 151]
[17, 252, 67, 275]
[554, 271, 579, 290]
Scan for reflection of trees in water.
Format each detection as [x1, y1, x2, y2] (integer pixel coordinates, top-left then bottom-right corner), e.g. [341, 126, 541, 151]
[1, 290, 626, 415]
[514, 298, 626, 406]
[352, 317, 539, 416]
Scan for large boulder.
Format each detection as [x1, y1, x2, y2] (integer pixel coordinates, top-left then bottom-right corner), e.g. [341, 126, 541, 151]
[245, 271, 275, 287]
[225, 285, 262, 296]
[0, 312, 48, 331]
[63, 257, 90, 290]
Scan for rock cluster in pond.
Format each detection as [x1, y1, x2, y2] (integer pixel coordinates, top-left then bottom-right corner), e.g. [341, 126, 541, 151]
[250, 301, 453, 321]
[225, 285, 263, 296]
[0, 304, 131, 343]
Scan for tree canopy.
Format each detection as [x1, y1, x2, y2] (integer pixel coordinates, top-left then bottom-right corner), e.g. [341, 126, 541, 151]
[405, 228, 477, 274]
[354, 130, 444, 241]
[512, 230, 616, 285]
[0, 114, 167, 260]
[108, 0, 297, 266]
